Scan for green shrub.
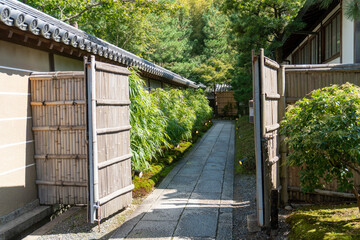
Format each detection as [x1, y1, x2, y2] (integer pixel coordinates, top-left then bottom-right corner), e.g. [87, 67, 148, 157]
[154, 89, 196, 145]
[183, 89, 213, 131]
[129, 71, 212, 171]
[281, 83, 360, 209]
[235, 116, 255, 174]
[129, 72, 168, 170]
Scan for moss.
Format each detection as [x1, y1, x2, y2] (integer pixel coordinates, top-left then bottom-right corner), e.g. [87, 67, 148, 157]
[159, 165, 175, 178]
[288, 204, 360, 240]
[132, 175, 156, 198]
[235, 116, 255, 174]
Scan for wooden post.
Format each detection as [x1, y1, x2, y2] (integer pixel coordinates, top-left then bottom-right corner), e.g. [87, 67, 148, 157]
[260, 49, 271, 228]
[214, 83, 218, 116]
[270, 189, 279, 230]
[278, 65, 288, 206]
[253, 49, 265, 227]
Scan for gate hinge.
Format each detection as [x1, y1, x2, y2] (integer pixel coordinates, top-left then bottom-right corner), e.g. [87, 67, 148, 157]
[93, 201, 101, 232]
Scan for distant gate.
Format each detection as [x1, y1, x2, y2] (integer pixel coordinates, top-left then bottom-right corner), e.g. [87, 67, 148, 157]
[252, 49, 281, 227]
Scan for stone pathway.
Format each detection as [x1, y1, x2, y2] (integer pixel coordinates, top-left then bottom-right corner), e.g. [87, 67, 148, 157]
[111, 120, 234, 240]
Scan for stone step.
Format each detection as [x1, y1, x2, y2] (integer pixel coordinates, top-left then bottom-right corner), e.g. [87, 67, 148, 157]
[0, 206, 51, 240]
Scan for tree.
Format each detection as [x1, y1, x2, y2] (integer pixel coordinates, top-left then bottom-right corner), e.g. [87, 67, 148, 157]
[281, 83, 360, 210]
[194, 5, 233, 84]
[26, 0, 173, 55]
[222, 0, 306, 104]
[142, 7, 194, 77]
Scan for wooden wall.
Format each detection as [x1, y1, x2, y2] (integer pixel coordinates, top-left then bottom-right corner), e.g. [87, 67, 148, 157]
[217, 91, 237, 116]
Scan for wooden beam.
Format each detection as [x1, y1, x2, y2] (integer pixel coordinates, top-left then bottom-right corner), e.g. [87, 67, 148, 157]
[31, 100, 85, 106]
[49, 53, 55, 71]
[36, 180, 87, 187]
[35, 154, 87, 160]
[32, 125, 86, 131]
[99, 184, 134, 205]
[98, 154, 133, 169]
[96, 99, 131, 106]
[96, 125, 131, 135]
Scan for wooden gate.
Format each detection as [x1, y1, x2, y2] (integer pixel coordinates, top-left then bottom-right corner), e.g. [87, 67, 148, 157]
[252, 49, 281, 227]
[30, 71, 88, 205]
[85, 56, 133, 223]
[30, 56, 133, 223]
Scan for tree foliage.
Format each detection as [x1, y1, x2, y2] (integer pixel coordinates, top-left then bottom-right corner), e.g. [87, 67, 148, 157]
[281, 83, 360, 210]
[222, 0, 306, 104]
[26, 0, 234, 85]
[194, 5, 233, 86]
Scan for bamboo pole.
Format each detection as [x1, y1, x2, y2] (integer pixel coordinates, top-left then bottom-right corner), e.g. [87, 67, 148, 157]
[288, 186, 355, 199]
[278, 65, 288, 206]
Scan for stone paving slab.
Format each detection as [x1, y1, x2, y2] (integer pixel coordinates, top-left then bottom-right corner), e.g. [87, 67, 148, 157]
[173, 209, 218, 238]
[194, 180, 223, 193]
[142, 207, 184, 221]
[126, 220, 177, 240]
[111, 121, 234, 240]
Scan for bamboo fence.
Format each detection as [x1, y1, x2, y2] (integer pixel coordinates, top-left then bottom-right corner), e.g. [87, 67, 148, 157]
[90, 61, 133, 219]
[30, 61, 133, 220]
[217, 91, 237, 116]
[30, 72, 88, 205]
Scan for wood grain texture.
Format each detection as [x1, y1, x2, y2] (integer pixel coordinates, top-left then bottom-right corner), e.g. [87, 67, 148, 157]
[92, 65, 132, 219]
[30, 64, 133, 219]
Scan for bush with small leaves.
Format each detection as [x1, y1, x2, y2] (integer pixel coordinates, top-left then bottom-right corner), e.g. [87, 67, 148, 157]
[281, 83, 360, 210]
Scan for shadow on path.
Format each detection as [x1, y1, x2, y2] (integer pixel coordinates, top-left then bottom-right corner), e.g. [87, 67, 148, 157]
[111, 120, 235, 240]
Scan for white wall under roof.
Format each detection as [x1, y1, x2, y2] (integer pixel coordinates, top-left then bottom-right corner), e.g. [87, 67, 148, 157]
[0, 40, 50, 71]
[54, 55, 83, 71]
[342, 0, 355, 64]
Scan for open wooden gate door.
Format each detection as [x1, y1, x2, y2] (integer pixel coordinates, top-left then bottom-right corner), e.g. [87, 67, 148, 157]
[85, 56, 134, 223]
[252, 49, 281, 228]
[30, 56, 133, 223]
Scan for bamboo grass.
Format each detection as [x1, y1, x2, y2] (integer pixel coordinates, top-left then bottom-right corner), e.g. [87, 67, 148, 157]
[129, 71, 212, 171]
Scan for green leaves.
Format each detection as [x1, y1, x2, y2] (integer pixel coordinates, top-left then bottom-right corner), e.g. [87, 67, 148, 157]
[281, 83, 360, 193]
[129, 71, 212, 171]
[129, 72, 168, 170]
[223, 0, 306, 104]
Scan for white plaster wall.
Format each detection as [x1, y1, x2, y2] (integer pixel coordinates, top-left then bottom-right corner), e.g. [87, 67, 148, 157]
[0, 40, 50, 71]
[0, 69, 37, 217]
[328, 57, 341, 64]
[342, 0, 355, 63]
[54, 54, 83, 71]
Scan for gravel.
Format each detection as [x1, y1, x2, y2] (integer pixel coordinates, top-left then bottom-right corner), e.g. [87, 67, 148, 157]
[232, 174, 291, 240]
[23, 197, 145, 240]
